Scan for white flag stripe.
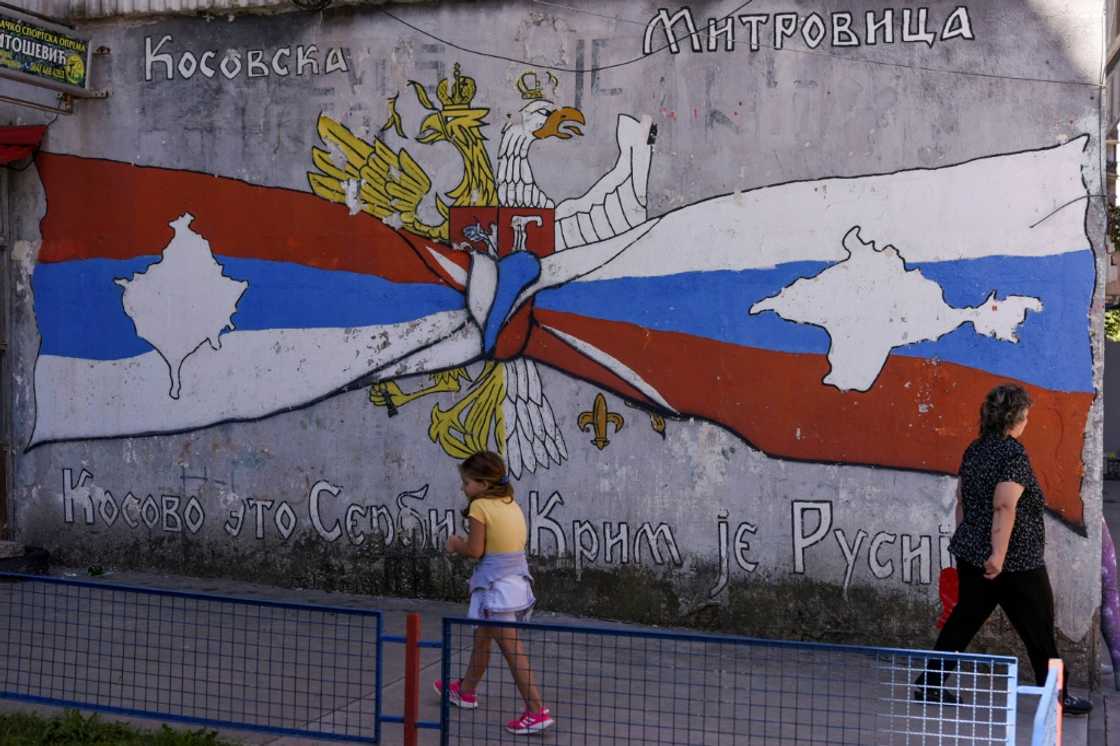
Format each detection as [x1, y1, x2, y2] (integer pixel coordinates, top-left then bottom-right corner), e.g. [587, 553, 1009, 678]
[31, 311, 470, 445]
[580, 138, 1090, 282]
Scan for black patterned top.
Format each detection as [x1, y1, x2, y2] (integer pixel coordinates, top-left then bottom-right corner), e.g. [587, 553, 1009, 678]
[948, 435, 1046, 572]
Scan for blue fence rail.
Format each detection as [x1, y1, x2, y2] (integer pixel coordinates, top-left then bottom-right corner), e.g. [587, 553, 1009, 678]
[0, 572, 383, 743]
[440, 617, 1022, 745]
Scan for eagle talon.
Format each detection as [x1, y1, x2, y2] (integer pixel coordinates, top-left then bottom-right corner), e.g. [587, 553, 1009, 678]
[370, 381, 406, 414]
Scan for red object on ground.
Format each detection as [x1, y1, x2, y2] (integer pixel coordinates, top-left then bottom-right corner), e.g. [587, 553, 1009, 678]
[937, 567, 959, 629]
[0, 125, 46, 164]
[404, 612, 421, 746]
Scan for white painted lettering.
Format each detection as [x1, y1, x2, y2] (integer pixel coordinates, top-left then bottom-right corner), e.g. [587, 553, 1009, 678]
[738, 15, 768, 52]
[177, 51, 197, 79]
[325, 47, 349, 74]
[633, 523, 682, 566]
[792, 500, 832, 573]
[141, 495, 160, 529]
[528, 490, 567, 557]
[220, 52, 242, 80]
[62, 468, 94, 525]
[296, 45, 320, 76]
[161, 495, 182, 533]
[865, 10, 895, 45]
[246, 498, 273, 539]
[247, 49, 268, 78]
[275, 501, 297, 540]
[309, 480, 343, 542]
[869, 531, 897, 579]
[122, 493, 141, 529]
[901, 8, 935, 47]
[801, 12, 826, 49]
[199, 50, 216, 78]
[708, 17, 735, 52]
[734, 521, 758, 573]
[184, 497, 205, 534]
[603, 521, 629, 564]
[901, 533, 932, 584]
[941, 6, 975, 41]
[773, 13, 799, 50]
[831, 12, 860, 47]
[573, 520, 600, 575]
[643, 8, 702, 55]
[834, 528, 868, 596]
[271, 47, 290, 76]
[145, 35, 174, 81]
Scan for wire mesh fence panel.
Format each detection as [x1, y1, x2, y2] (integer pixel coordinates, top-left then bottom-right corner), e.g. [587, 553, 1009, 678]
[0, 573, 382, 743]
[441, 618, 1018, 746]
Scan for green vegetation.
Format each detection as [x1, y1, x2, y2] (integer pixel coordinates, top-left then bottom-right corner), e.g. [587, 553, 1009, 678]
[1108, 308, 1120, 343]
[0, 710, 237, 745]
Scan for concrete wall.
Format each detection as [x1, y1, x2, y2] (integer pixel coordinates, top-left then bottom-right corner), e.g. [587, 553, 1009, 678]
[4, 1, 1107, 681]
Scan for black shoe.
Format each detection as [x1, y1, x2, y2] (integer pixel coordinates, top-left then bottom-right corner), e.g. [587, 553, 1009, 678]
[913, 687, 961, 705]
[1062, 693, 1092, 716]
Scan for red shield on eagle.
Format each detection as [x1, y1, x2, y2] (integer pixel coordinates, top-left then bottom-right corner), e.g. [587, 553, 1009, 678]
[449, 206, 555, 258]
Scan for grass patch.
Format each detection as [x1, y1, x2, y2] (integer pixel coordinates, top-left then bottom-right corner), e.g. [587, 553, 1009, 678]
[0, 710, 238, 745]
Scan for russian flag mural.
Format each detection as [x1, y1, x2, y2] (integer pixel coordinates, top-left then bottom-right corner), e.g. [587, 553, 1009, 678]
[29, 130, 1093, 528]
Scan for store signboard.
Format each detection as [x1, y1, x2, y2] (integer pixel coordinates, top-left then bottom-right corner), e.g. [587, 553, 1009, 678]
[0, 7, 91, 95]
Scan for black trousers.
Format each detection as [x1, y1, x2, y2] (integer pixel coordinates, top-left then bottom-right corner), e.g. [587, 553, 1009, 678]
[926, 561, 1065, 687]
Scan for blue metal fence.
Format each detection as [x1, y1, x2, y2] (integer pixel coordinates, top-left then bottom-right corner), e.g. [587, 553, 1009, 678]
[0, 572, 383, 743]
[0, 572, 1069, 744]
[439, 617, 1022, 745]
[1020, 659, 1063, 746]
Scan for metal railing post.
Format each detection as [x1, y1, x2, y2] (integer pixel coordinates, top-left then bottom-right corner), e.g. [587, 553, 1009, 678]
[404, 612, 421, 746]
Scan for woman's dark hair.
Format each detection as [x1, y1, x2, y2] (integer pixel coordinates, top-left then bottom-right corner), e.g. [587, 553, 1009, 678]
[979, 384, 1032, 437]
[460, 450, 514, 517]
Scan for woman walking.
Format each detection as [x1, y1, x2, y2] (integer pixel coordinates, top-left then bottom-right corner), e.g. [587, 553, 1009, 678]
[918, 383, 1090, 715]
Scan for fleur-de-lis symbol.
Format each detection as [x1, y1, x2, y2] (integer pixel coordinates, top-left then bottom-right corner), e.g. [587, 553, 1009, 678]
[578, 393, 625, 450]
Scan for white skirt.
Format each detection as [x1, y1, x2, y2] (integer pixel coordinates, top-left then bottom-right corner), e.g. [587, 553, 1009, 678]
[467, 575, 535, 622]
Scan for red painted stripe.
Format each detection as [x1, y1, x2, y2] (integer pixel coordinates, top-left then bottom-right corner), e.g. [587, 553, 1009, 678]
[532, 309, 1091, 529]
[36, 153, 452, 285]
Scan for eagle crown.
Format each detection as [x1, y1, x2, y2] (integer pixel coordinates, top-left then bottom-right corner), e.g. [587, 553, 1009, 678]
[516, 71, 557, 101]
[437, 63, 478, 110]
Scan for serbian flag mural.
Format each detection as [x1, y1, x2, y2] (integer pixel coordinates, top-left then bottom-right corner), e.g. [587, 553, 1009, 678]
[29, 124, 1094, 528]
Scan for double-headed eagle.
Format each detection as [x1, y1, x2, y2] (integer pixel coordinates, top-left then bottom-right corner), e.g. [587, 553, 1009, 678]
[307, 65, 650, 478]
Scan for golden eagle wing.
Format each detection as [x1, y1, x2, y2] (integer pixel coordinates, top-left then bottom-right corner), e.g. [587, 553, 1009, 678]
[308, 114, 447, 241]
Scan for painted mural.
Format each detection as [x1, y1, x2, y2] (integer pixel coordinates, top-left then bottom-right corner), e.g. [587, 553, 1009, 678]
[4, 0, 1107, 667]
[29, 51, 1093, 528]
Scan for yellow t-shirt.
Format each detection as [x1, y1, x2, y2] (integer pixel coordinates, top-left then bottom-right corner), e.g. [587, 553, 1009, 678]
[467, 496, 528, 554]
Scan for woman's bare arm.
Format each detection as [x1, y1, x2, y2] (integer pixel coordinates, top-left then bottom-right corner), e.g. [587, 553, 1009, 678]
[986, 481, 1024, 579]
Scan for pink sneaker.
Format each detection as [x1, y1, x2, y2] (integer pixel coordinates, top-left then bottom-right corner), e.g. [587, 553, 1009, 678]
[505, 707, 554, 735]
[433, 679, 478, 709]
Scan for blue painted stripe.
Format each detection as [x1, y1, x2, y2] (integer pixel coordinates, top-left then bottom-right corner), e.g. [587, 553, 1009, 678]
[536, 250, 1095, 393]
[33, 256, 466, 360]
[483, 251, 540, 353]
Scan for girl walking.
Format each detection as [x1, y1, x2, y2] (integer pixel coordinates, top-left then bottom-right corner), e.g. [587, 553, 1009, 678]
[434, 451, 554, 735]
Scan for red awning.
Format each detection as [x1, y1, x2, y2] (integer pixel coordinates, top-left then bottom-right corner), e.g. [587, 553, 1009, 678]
[0, 125, 46, 164]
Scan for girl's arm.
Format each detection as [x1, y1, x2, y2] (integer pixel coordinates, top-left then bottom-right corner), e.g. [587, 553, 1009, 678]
[985, 481, 1024, 579]
[447, 518, 487, 559]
